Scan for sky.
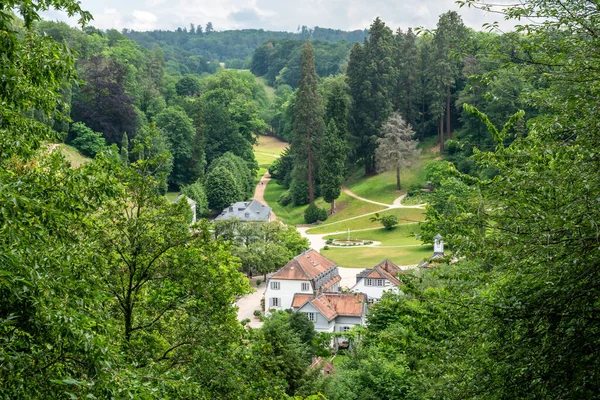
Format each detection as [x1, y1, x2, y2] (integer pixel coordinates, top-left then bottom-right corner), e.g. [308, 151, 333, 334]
[41, 0, 515, 33]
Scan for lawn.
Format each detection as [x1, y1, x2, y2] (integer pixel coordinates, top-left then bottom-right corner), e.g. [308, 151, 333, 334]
[165, 191, 180, 202]
[307, 208, 425, 235]
[324, 224, 421, 247]
[263, 180, 334, 225]
[254, 75, 276, 100]
[345, 148, 437, 205]
[59, 144, 90, 168]
[323, 245, 433, 268]
[253, 135, 287, 182]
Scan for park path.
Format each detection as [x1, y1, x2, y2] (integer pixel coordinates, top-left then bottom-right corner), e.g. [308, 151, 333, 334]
[341, 185, 426, 209]
[252, 172, 277, 221]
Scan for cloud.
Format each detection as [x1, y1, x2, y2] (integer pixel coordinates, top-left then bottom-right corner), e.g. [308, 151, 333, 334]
[40, 0, 516, 33]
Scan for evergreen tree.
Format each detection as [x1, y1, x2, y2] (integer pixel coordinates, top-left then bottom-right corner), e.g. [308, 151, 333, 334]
[375, 112, 420, 190]
[347, 18, 395, 174]
[290, 41, 324, 205]
[319, 120, 347, 214]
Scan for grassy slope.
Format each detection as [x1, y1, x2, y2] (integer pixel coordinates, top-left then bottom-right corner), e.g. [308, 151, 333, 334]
[345, 144, 438, 205]
[324, 224, 421, 246]
[307, 208, 425, 235]
[254, 75, 276, 100]
[253, 135, 287, 182]
[59, 144, 91, 168]
[323, 245, 432, 268]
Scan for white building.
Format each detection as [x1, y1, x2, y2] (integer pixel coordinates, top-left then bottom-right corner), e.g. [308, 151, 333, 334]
[350, 259, 404, 302]
[292, 292, 368, 334]
[173, 194, 196, 224]
[265, 249, 341, 313]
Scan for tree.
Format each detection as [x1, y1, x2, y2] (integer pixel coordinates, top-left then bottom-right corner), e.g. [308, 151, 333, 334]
[72, 55, 138, 144]
[291, 40, 324, 205]
[204, 165, 242, 210]
[70, 121, 107, 157]
[347, 18, 395, 174]
[181, 180, 209, 217]
[319, 120, 347, 214]
[205, 22, 214, 33]
[175, 74, 202, 96]
[370, 213, 399, 230]
[375, 112, 420, 190]
[155, 106, 197, 188]
[120, 132, 129, 164]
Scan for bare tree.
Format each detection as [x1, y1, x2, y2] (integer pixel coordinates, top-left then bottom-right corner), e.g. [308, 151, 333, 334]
[375, 112, 420, 190]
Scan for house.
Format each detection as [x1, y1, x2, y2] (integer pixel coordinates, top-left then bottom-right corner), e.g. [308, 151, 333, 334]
[350, 259, 404, 302]
[214, 199, 272, 222]
[293, 292, 368, 334]
[173, 194, 196, 224]
[265, 249, 341, 312]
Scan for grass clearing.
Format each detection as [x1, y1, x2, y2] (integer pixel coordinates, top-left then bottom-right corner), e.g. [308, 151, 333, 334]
[307, 208, 425, 235]
[255, 75, 276, 101]
[324, 224, 421, 247]
[60, 144, 90, 168]
[165, 192, 180, 202]
[345, 149, 437, 205]
[263, 180, 332, 225]
[323, 245, 432, 268]
[253, 135, 287, 182]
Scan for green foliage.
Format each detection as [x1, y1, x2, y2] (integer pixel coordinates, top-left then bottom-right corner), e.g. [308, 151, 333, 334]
[277, 190, 293, 206]
[304, 204, 328, 224]
[204, 165, 242, 211]
[181, 180, 209, 217]
[369, 213, 399, 230]
[175, 74, 202, 96]
[209, 152, 255, 198]
[269, 146, 294, 187]
[70, 121, 107, 157]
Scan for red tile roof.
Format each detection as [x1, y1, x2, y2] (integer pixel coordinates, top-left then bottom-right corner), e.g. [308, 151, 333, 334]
[292, 293, 313, 309]
[361, 259, 404, 286]
[321, 275, 341, 292]
[271, 249, 337, 281]
[307, 293, 367, 321]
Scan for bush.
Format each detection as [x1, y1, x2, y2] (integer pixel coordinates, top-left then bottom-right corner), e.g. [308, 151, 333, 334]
[304, 204, 328, 224]
[181, 180, 209, 217]
[380, 214, 399, 230]
[256, 279, 262, 286]
[70, 122, 107, 157]
[407, 183, 422, 197]
[291, 178, 310, 206]
[326, 239, 333, 245]
[277, 190, 292, 206]
[323, 245, 329, 250]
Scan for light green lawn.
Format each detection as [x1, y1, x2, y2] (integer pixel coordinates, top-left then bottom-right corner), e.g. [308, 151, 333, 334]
[345, 149, 437, 205]
[255, 75, 276, 101]
[263, 180, 331, 225]
[307, 208, 425, 235]
[323, 245, 432, 268]
[324, 224, 421, 247]
[165, 192, 180, 202]
[253, 135, 287, 182]
[60, 144, 90, 168]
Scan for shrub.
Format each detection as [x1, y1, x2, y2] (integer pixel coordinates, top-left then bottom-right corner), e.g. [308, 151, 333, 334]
[277, 190, 292, 206]
[380, 214, 399, 230]
[181, 180, 209, 217]
[407, 183, 422, 197]
[70, 122, 107, 157]
[253, 310, 262, 318]
[256, 279, 262, 286]
[326, 239, 333, 245]
[304, 204, 329, 224]
[323, 245, 329, 250]
[241, 318, 250, 326]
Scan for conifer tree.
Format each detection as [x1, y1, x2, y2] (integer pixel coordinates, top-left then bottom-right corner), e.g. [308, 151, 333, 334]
[291, 40, 324, 205]
[319, 120, 347, 214]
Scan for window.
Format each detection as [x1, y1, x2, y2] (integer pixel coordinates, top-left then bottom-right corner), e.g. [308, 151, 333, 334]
[377, 279, 384, 287]
[271, 297, 280, 307]
[365, 278, 384, 287]
[305, 312, 316, 322]
[301, 282, 310, 291]
[270, 281, 280, 290]
[365, 278, 373, 286]
[341, 326, 350, 332]
[368, 298, 375, 304]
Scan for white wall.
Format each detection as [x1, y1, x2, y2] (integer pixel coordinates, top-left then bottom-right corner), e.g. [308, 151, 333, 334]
[265, 278, 313, 312]
[350, 278, 400, 300]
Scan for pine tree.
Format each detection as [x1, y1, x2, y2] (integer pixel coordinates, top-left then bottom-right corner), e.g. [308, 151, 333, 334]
[319, 120, 347, 214]
[291, 41, 324, 205]
[375, 112, 419, 190]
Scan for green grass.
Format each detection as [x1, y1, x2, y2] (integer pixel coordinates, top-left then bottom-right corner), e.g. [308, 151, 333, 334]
[307, 208, 425, 235]
[263, 180, 332, 225]
[255, 75, 276, 101]
[345, 149, 437, 205]
[323, 245, 433, 268]
[60, 144, 91, 168]
[165, 192, 180, 202]
[324, 224, 421, 247]
[253, 135, 287, 182]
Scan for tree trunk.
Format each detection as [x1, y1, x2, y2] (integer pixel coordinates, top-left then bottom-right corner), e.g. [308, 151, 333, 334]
[330, 198, 336, 214]
[307, 140, 315, 204]
[396, 166, 401, 190]
[446, 85, 451, 140]
[439, 115, 444, 153]
[124, 307, 132, 344]
[263, 272, 267, 281]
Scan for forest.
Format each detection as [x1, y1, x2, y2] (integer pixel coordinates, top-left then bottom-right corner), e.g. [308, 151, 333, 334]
[2, 0, 600, 398]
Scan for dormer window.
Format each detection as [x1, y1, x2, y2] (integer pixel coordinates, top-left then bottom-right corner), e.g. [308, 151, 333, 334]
[301, 282, 310, 291]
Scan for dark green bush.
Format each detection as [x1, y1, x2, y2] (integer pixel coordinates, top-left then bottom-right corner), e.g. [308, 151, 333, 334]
[277, 190, 292, 206]
[304, 204, 328, 224]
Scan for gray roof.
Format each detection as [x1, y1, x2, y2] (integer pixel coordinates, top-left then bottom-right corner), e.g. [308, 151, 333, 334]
[214, 199, 271, 222]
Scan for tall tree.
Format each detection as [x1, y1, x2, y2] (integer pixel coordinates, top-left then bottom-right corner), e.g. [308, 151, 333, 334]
[347, 18, 395, 174]
[375, 112, 420, 190]
[291, 40, 324, 204]
[319, 120, 347, 214]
